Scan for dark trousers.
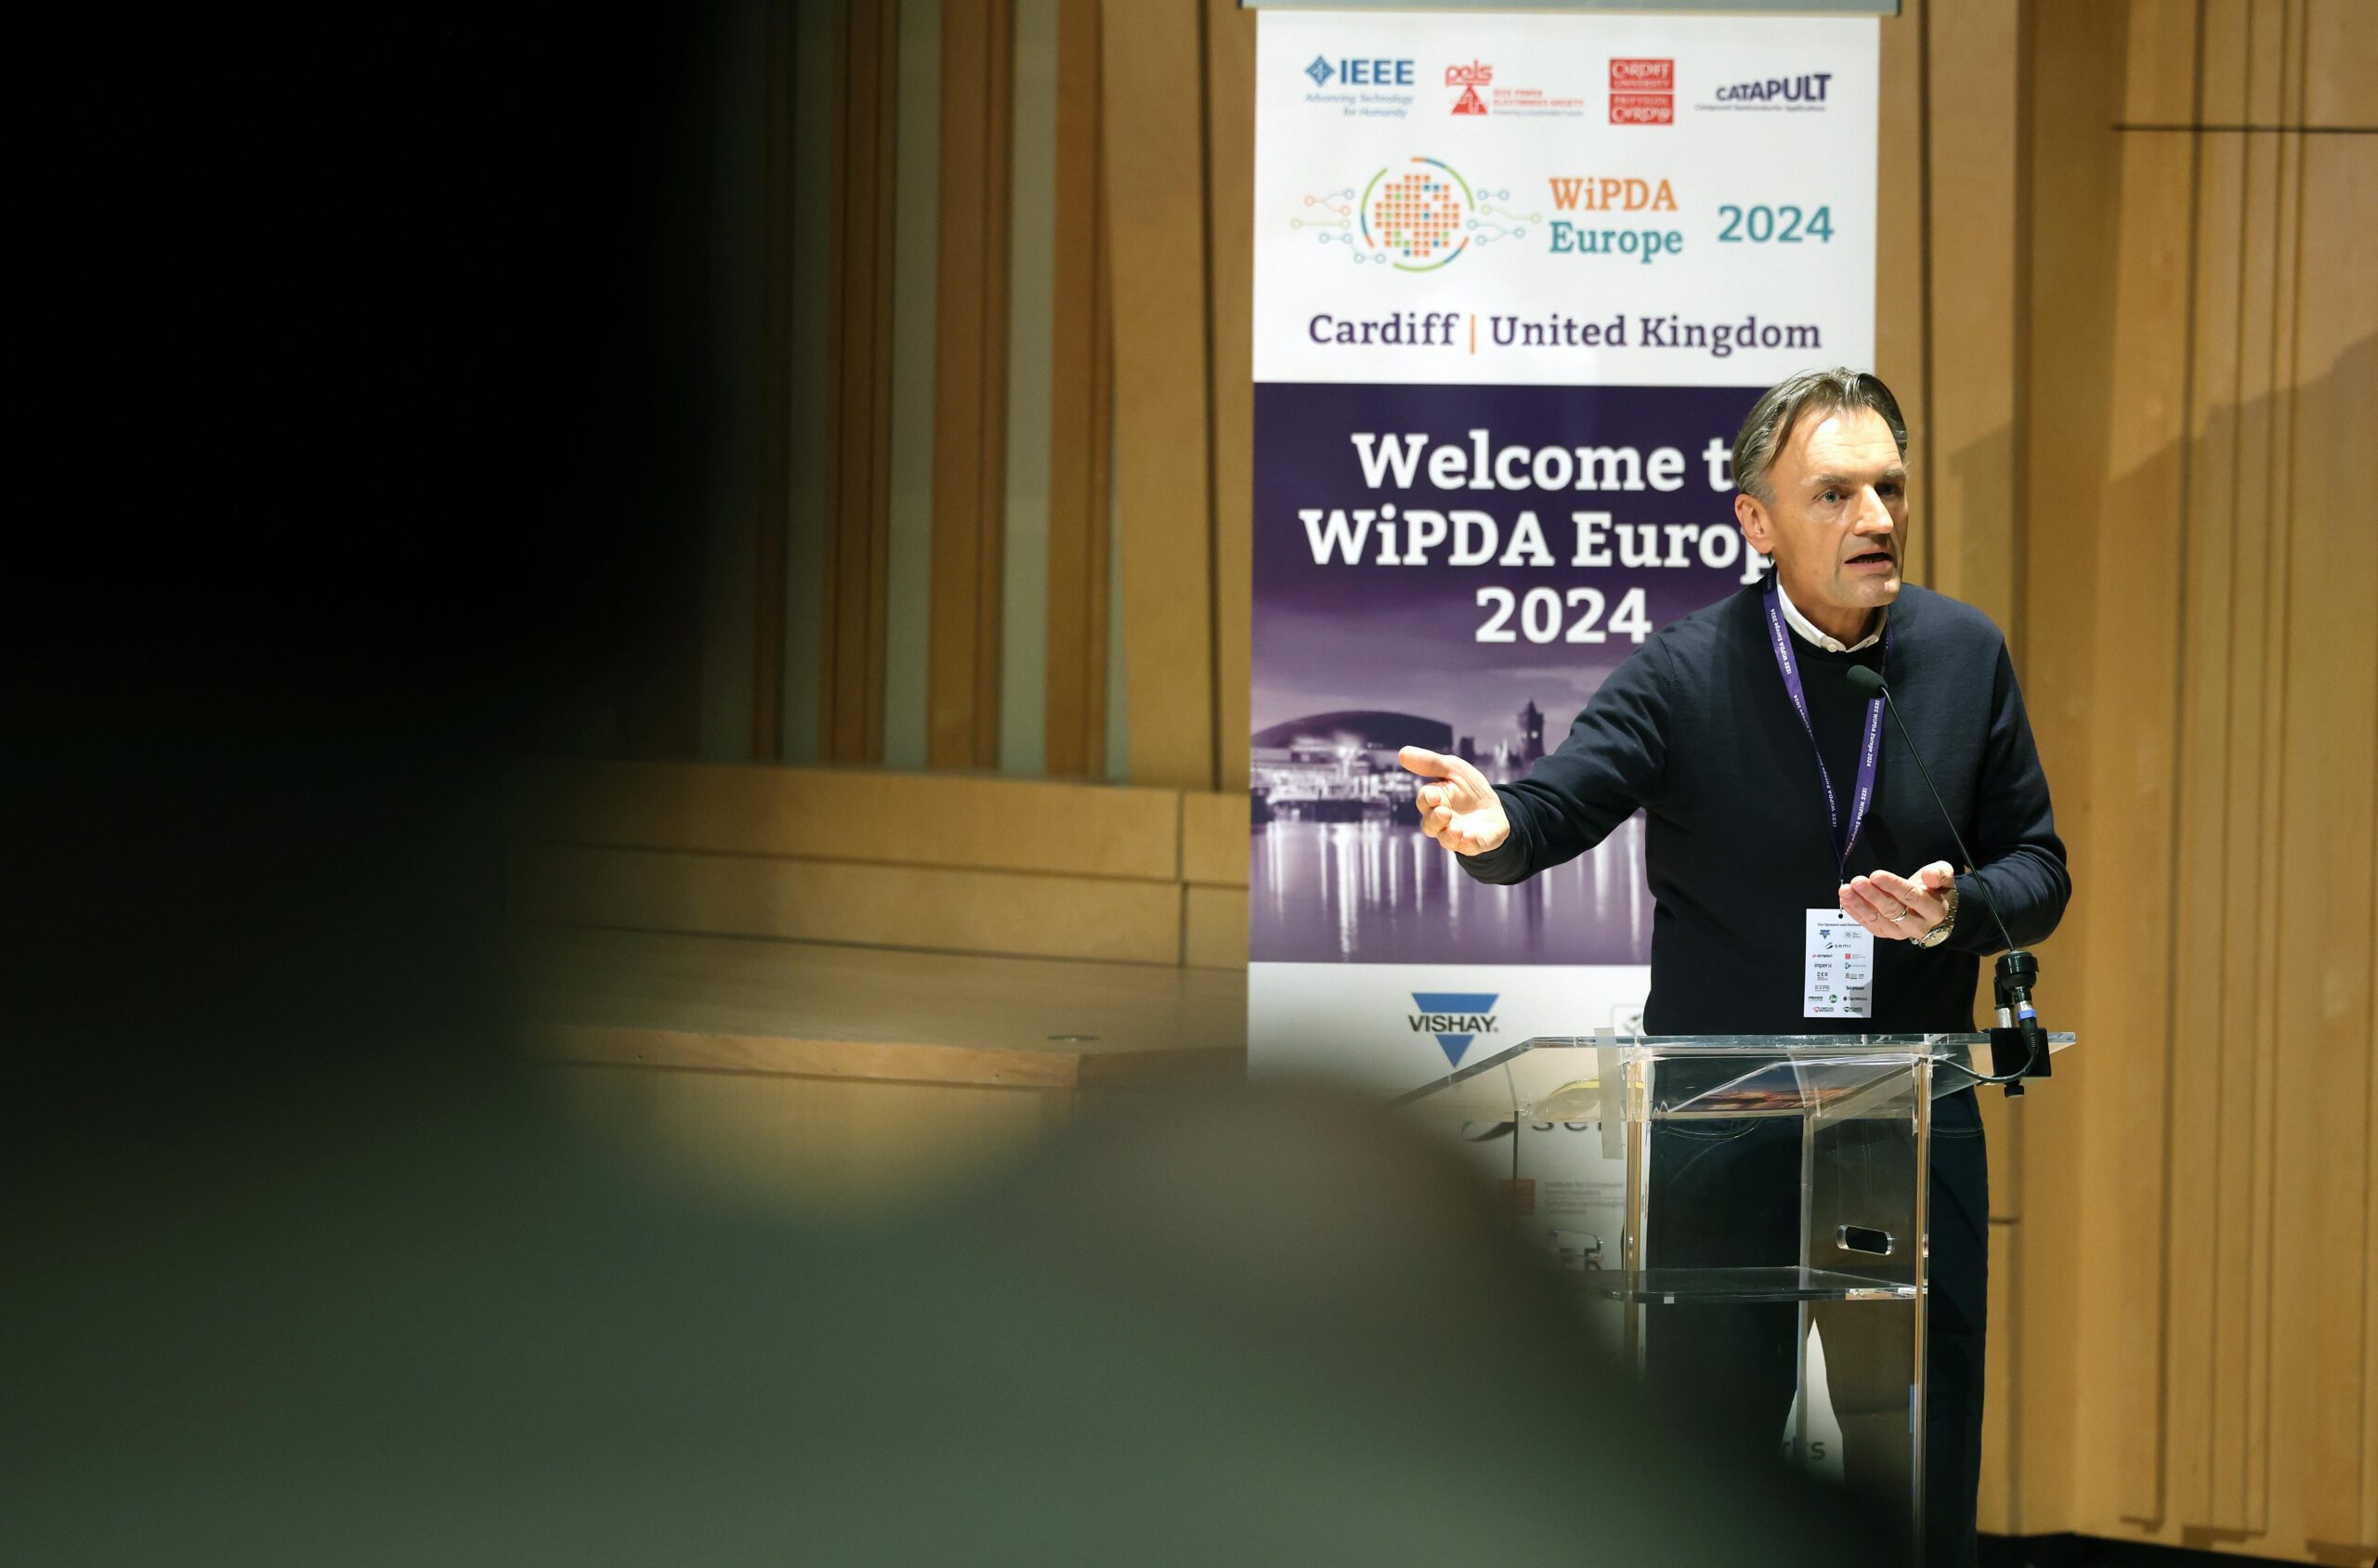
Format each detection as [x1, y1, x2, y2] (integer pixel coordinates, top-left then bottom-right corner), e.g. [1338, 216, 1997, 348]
[1642, 1089, 1989, 1566]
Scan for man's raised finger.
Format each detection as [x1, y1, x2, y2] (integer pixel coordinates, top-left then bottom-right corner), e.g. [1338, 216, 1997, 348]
[1398, 746, 1450, 778]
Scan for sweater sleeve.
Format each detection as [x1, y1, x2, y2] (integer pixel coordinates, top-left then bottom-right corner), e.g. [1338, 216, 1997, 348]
[1458, 640, 1670, 887]
[1943, 642, 2071, 954]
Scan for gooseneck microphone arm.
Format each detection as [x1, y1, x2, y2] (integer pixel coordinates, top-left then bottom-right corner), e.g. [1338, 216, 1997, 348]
[1843, 662, 2050, 1091]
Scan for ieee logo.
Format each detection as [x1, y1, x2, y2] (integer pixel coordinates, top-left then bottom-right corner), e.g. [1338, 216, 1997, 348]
[1307, 54, 1415, 88]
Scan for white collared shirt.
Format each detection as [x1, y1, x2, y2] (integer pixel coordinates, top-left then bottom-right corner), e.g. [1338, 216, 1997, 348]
[1774, 575, 1887, 653]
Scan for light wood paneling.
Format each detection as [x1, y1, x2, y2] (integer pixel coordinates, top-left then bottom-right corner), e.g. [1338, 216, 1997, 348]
[525, 928, 1247, 1216]
[1181, 884, 1248, 971]
[1874, 0, 1928, 507]
[1181, 790, 1249, 889]
[751, 2, 797, 760]
[2290, 4, 2378, 1542]
[2019, 0, 2198, 1537]
[1104, 0, 1219, 791]
[516, 926, 1248, 1062]
[1044, 0, 1113, 777]
[1924, 0, 2022, 637]
[553, 1063, 1063, 1216]
[928, 0, 1016, 768]
[1205, 0, 1255, 794]
[513, 843, 1182, 965]
[819, 0, 902, 764]
[2010, 1, 2378, 1558]
[518, 759, 1183, 882]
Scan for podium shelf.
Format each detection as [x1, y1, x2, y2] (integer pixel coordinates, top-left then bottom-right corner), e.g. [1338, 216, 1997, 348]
[1575, 1266, 1918, 1305]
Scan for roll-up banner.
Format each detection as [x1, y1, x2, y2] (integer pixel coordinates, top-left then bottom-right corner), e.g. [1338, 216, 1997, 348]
[1248, 10, 1878, 1091]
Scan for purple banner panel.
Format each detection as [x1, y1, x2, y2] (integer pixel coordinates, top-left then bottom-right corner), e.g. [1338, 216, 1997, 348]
[1249, 381, 1762, 965]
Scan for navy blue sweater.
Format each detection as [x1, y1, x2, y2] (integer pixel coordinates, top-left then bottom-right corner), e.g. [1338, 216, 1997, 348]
[1459, 581, 2071, 1035]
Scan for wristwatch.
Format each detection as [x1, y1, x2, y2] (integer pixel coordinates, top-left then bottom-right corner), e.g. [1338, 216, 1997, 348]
[1910, 879, 1960, 949]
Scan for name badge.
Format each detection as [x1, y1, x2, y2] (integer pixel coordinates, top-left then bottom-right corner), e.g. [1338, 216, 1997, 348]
[1804, 908, 1874, 1019]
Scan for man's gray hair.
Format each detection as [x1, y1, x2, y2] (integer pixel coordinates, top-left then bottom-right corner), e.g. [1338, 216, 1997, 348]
[1731, 368, 1909, 503]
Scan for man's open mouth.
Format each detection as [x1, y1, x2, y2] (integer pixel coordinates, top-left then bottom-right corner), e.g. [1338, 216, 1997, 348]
[1848, 550, 1894, 568]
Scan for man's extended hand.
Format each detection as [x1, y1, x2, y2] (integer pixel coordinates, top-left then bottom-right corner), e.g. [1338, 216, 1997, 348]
[1839, 861, 1956, 941]
[1398, 747, 1511, 856]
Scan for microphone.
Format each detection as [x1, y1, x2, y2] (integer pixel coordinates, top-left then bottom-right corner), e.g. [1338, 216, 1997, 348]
[1845, 663, 2050, 1089]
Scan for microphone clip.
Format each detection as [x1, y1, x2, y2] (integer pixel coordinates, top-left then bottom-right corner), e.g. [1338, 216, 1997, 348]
[1989, 948, 2049, 1096]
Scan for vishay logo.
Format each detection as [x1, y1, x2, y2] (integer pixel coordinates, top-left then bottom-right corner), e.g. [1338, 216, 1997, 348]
[1410, 991, 1499, 1067]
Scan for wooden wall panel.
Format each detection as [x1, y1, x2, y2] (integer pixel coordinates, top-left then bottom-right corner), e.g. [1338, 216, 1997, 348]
[1204, 0, 1255, 795]
[1923, 0, 2022, 637]
[2291, 4, 2378, 1544]
[819, 0, 902, 764]
[2016, 0, 2198, 1536]
[513, 843, 1183, 966]
[553, 1063, 1061, 1217]
[1181, 791, 1249, 889]
[2012, 1, 2378, 1557]
[517, 759, 1183, 882]
[927, 0, 1016, 768]
[1044, 0, 1113, 777]
[1181, 884, 1247, 971]
[751, 2, 797, 759]
[1874, 0, 1928, 524]
[1103, 0, 1219, 791]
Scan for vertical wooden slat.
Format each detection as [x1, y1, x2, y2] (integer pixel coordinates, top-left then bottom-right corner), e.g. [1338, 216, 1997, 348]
[1203, 0, 1254, 797]
[1103, 0, 1218, 791]
[751, 1, 796, 759]
[2293, 0, 2378, 1545]
[2219, 0, 2297, 1531]
[1044, 0, 1111, 778]
[2006, 0, 2109, 1534]
[2019, 0, 2200, 1535]
[2164, 0, 2245, 1535]
[927, 0, 1016, 768]
[1923, 0, 2022, 638]
[1874, 0, 1928, 578]
[820, 0, 902, 764]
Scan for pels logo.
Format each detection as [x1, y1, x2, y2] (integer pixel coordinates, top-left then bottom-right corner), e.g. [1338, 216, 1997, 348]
[1446, 59, 1491, 116]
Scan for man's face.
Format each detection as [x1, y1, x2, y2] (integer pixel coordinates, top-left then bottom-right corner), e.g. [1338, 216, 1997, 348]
[1733, 404, 1908, 631]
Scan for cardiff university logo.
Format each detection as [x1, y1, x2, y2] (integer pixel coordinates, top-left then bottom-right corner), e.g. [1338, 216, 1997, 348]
[1411, 992, 1499, 1067]
[1305, 55, 1335, 87]
[1447, 59, 1491, 115]
[1609, 56, 1676, 125]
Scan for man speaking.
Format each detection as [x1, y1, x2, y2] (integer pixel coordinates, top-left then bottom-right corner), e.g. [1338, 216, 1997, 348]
[1399, 368, 2069, 1566]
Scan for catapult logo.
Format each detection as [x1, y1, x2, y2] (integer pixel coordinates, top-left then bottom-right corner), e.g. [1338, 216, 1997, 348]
[1410, 991, 1499, 1067]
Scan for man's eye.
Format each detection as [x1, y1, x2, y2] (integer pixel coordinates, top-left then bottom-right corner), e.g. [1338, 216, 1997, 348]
[1820, 490, 1841, 503]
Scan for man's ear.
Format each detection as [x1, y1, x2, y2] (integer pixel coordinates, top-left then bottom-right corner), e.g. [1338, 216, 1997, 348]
[1734, 490, 1771, 555]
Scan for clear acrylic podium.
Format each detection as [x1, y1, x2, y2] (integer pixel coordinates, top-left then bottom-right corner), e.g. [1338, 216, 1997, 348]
[1397, 1028, 2074, 1549]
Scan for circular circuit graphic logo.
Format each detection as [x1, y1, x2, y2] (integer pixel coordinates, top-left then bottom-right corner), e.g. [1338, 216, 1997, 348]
[1362, 157, 1470, 271]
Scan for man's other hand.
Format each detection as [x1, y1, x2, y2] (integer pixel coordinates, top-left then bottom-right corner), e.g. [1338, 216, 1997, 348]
[1839, 861, 1955, 941]
[1398, 747, 1511, 856]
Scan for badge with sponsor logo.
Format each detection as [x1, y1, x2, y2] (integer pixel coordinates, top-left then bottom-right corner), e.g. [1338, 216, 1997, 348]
[1804, 908, 1874, 1020]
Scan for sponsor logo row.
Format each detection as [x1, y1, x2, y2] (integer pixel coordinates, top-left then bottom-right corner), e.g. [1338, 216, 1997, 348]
[1300, 51, 1837, 124]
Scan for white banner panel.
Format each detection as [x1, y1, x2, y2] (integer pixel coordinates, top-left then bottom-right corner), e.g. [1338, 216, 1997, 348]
[1248, 9, 1879, 1092]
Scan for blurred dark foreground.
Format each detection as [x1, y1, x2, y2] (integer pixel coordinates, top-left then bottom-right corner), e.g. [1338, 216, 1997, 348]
[7, 1074, 1899, 1567]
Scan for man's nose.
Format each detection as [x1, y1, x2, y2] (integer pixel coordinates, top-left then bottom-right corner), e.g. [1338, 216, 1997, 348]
[1852, 488, 1895, 532]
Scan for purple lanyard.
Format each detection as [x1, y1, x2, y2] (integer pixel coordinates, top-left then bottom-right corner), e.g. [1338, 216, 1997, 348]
[1761, 587, 1889, 878]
